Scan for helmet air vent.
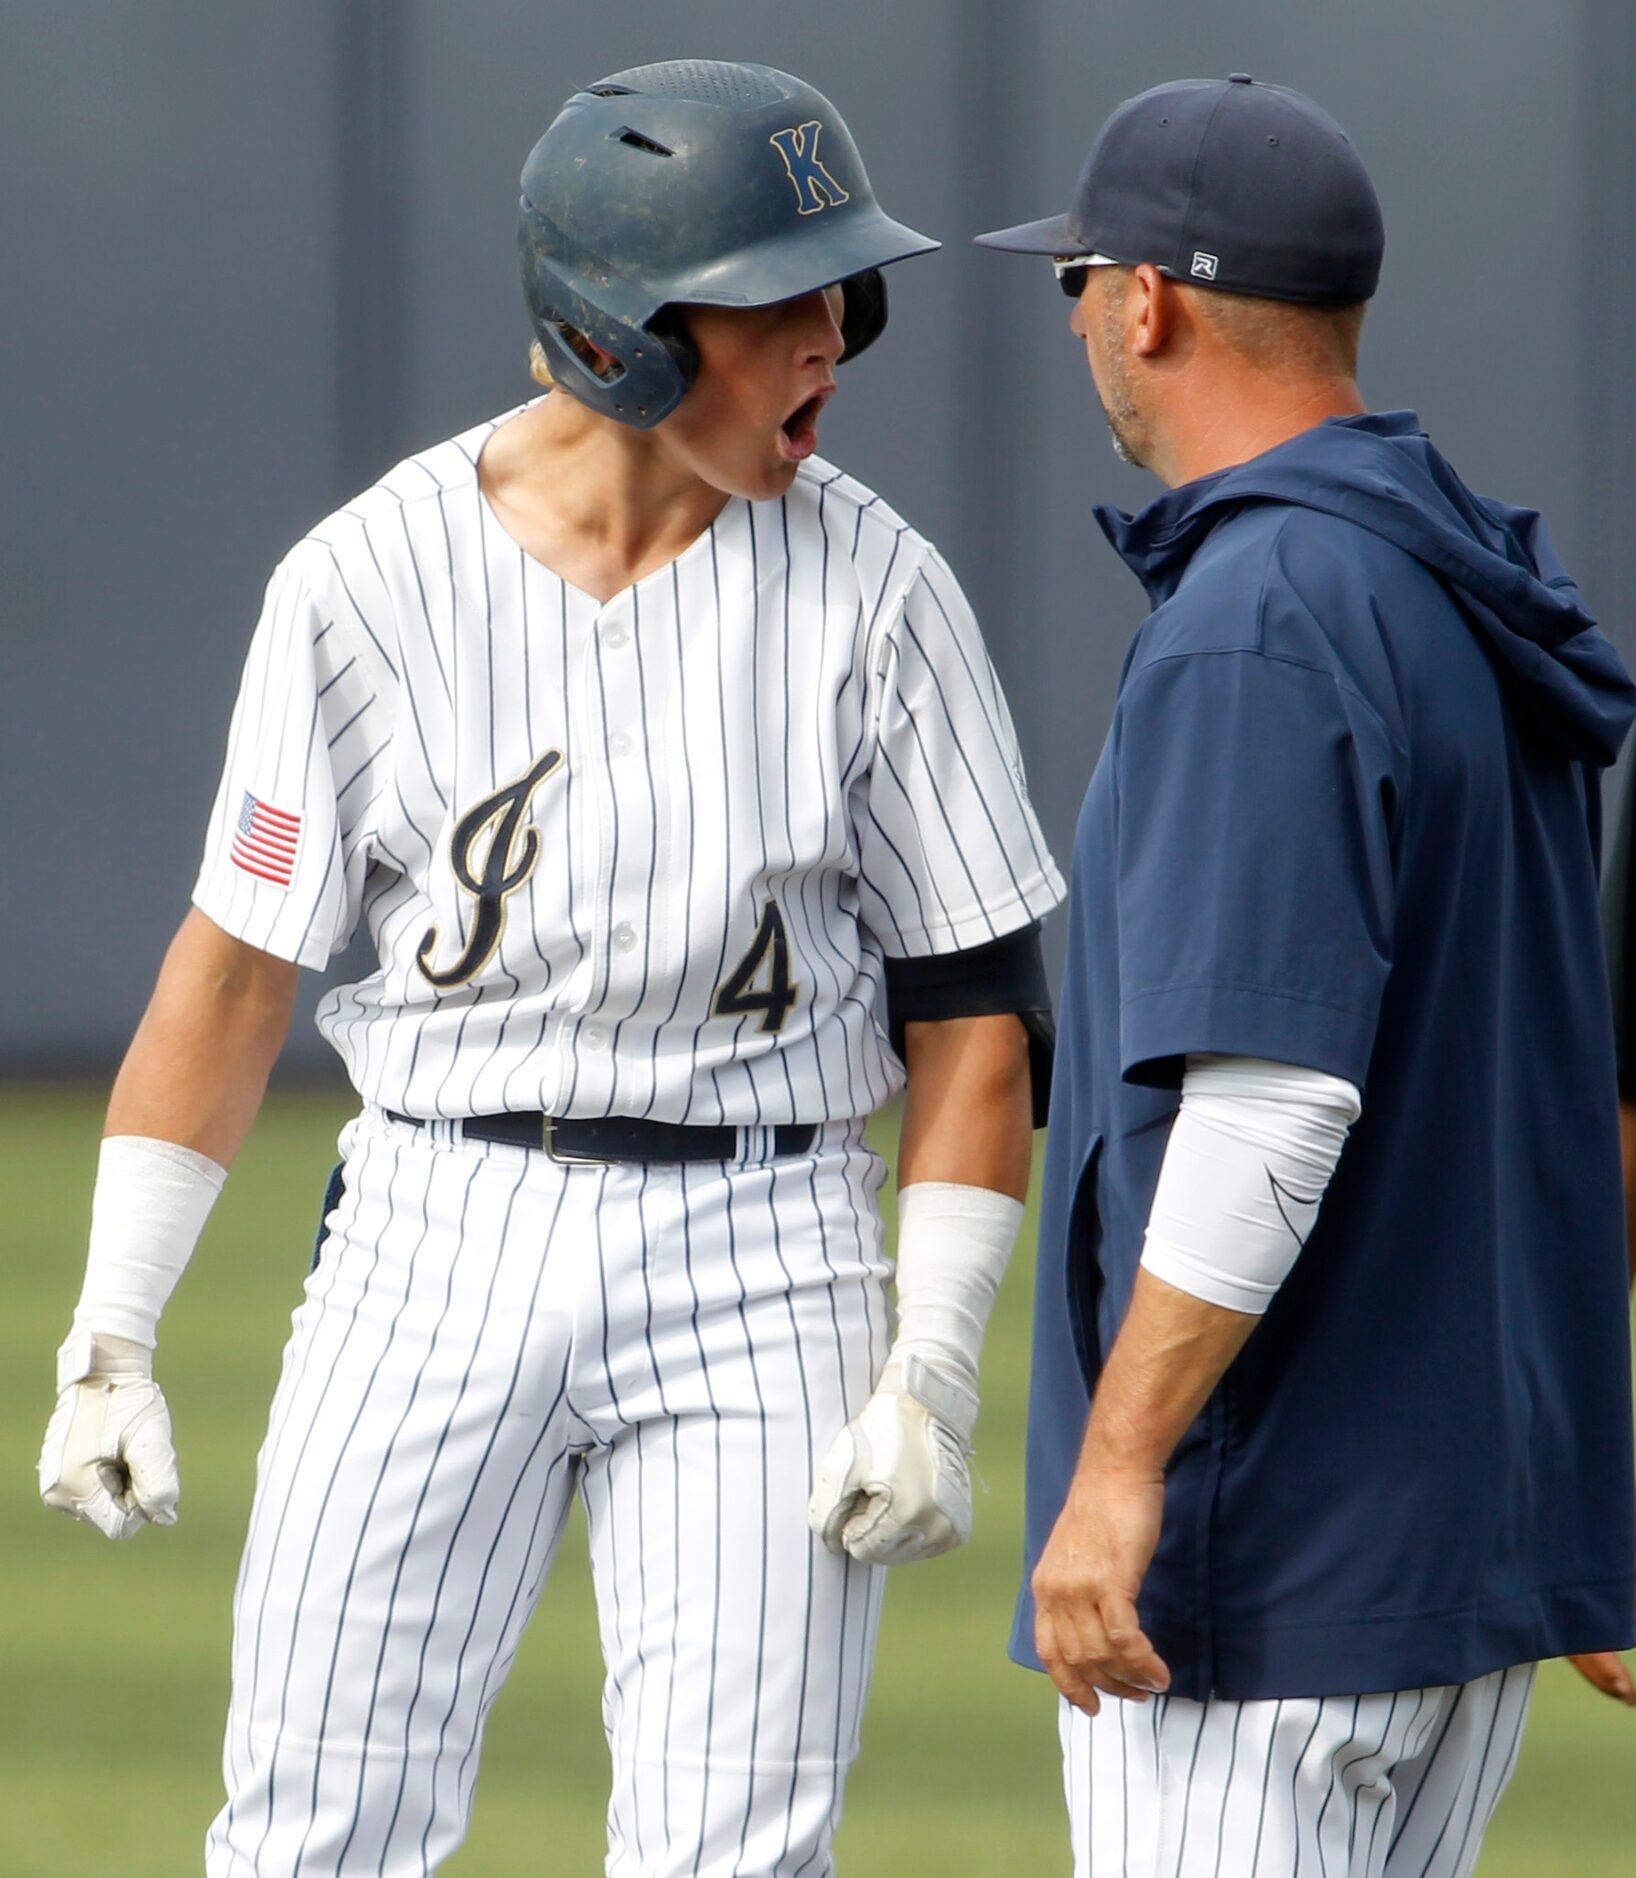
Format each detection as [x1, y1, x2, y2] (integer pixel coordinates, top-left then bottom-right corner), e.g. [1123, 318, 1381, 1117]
[615, 127, 675, 157]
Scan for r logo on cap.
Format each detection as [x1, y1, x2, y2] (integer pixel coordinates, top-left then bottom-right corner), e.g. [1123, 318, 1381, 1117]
[1191, 251, 1220, 280]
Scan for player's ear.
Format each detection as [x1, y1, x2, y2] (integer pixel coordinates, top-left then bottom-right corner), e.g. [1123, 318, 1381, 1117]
[537, 315, 628, 386]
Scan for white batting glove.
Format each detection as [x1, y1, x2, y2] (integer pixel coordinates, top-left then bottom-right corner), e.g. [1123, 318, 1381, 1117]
[38, 1135, 225, 1541]
[809, 1349, 980, 1564]
[39, 1332, 180, 1541]
[809, 1180, 1024, 1566]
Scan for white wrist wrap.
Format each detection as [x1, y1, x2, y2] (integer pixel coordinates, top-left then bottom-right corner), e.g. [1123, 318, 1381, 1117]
[63, 1137, 227, 1376]
[889, 1349, 980, 1445]
[807, 1181, 1020, 1565]
[1140, 1056, 1361, 1316]
[891, 1180, 1025, 1387]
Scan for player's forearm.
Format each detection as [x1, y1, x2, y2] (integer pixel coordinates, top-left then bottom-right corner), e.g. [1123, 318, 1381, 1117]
[809, 1012, 1033, 1563]
[898, 1012, 1033, 1198]
[44, 913, 295, 1539]
[1075, 1269, 1258, 1483]
[889, 1011, 1032, 1383]
[106, 907, 298, 1167]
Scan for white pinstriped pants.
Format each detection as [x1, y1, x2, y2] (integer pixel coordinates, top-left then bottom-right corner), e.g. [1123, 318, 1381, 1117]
[1060, 1663, 1535, 1876]
[205, 1110, 890, 1876]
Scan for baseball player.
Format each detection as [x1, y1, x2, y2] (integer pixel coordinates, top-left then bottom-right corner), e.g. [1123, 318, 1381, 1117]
[37, 61, 1063, 1876]
[978, 76, 1636, 1875]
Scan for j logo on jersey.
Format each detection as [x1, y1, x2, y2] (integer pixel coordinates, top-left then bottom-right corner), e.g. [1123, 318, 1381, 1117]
[769, 121, 850, 215]
[417, 751, 563, 989]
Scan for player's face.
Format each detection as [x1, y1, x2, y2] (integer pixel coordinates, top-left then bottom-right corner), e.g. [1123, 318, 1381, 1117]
[661, 287, 847, 500]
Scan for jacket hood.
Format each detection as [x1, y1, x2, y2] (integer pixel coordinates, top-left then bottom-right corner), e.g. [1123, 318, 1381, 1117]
[1097, 410, 1634, 765]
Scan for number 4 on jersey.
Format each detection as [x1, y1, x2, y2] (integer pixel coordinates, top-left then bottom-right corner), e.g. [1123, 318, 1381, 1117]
[715, 901, 798, 1034]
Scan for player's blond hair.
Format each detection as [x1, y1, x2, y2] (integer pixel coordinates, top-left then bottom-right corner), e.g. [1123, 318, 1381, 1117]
[528, 339, 557, 390]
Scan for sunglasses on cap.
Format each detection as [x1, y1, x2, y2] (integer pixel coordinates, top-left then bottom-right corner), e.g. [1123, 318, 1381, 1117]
[1053, 253, 1121, 298]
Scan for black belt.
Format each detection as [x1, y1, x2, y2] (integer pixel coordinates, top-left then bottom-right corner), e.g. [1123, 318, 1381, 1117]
[386, 1109, 818, 1166]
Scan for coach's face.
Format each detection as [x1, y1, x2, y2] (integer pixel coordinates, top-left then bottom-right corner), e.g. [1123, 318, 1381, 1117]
[661, 287, 846, 501]
[1070, 265, 1148, 469]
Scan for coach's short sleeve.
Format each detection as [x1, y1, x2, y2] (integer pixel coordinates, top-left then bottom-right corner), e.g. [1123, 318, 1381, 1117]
[1116, 649, 1397, 1088]
[855, 551, 1064, 957]
[192, 558, 394, 969]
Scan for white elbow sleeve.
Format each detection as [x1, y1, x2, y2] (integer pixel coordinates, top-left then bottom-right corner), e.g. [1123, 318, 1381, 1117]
[62, 1137, 228, 1378]
[1139, 1056, 1361, 1316]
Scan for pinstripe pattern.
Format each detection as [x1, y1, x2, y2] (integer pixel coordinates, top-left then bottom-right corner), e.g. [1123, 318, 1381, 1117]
[191, 405, 1062, 1125]
[1058, 1665, 1535, 1877]
[205, 1110, 891, 1875]
[195, 402, 1056, 1872]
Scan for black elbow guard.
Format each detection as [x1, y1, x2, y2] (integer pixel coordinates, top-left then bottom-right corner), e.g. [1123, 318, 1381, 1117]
[883, 921, 1056, 1126]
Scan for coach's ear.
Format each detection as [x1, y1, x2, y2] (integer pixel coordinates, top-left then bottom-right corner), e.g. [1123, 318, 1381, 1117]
[1129, 263, 1179, 359]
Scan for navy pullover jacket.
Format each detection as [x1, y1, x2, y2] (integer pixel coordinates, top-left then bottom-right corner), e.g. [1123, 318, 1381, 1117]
[1020, 411, 1636, 1700]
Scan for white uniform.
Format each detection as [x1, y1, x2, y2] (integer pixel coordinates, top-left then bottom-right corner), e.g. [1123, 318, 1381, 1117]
[193, 405, 1063, 1875]
[1060, 1666, 1535, 1878]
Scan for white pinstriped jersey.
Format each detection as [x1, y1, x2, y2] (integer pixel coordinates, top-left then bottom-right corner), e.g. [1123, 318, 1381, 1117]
[194, 404, 1063, 1124]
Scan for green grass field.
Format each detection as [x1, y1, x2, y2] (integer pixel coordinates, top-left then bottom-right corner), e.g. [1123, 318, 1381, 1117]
[3, 1083, 1631, 1875]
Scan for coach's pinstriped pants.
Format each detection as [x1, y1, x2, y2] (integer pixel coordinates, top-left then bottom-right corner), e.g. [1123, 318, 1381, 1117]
[1060, 1663, 1535, 1876]
[205, 1109, 891, 1876]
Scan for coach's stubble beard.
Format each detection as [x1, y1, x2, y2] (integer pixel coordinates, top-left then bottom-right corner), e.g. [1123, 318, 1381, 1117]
[1095, 295, 1145, 468]
[1103, 404, 1138, 467]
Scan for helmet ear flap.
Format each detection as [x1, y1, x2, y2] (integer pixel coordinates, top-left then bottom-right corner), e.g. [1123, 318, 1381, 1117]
[838, 269, 888, 363]
[645, 307, 701, 399]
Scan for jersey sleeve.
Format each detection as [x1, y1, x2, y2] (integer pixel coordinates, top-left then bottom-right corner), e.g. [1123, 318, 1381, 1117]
[192, 557, 394, 969]
[1114, 648, 1399, 1089]
[855, 550, 1065, 957]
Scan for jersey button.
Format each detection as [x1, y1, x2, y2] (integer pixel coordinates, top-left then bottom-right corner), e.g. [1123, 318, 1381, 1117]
[609, 731, 632, 758]
[582, 1022, 609, 1051]
[601, 621, 630, 649]
[614, 923, 638, 953]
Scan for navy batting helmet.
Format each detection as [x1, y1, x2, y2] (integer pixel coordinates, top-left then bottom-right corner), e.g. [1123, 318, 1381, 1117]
[517, 60, 940, 427]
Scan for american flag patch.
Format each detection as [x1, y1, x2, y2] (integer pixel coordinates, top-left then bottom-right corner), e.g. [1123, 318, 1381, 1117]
[230, 791, 301, 888]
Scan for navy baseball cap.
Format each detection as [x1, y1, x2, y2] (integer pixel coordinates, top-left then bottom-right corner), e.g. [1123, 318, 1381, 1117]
[976, 74, 1384, 305]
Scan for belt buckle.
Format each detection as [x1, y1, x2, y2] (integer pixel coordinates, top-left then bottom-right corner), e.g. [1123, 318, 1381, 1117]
[538, 1115, 608, 1166]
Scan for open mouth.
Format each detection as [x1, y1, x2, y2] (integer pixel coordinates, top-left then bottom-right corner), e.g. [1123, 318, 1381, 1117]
[778, 386, 833, 462]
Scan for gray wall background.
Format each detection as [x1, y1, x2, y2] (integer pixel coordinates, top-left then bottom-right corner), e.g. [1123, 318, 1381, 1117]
[4, 0, 1632, 1074]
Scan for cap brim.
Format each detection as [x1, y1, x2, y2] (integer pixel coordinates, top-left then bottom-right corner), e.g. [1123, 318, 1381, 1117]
[973, 211, 1086, 255]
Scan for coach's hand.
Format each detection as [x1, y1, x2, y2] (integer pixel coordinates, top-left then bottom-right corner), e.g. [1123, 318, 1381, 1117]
[1032, 1464, 1169, 1715]
[1566, 1651, 1636, 1706]
[39, 1333, 180, 1541]
[808, 1350, 979, 1565]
